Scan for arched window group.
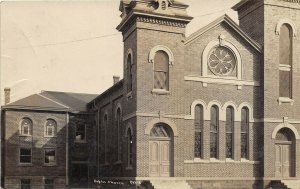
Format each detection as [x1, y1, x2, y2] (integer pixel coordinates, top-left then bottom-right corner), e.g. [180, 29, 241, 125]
[194, 105, 250, 160]
[20, 118, 57, 137]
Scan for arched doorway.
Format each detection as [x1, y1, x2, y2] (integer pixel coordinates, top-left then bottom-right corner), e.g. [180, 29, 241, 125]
[274, 128, 295, 178]
[149, 123, 173, 177]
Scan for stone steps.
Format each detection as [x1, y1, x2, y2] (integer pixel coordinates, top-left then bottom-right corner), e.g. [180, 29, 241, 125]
[281, 180, 300, 189]
[150, 180, 192, 189]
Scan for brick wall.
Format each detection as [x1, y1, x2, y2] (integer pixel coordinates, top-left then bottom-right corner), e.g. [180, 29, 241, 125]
[3, 110, 67, 188]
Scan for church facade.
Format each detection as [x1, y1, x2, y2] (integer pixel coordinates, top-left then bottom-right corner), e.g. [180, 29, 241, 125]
[2, 0, 300, 188]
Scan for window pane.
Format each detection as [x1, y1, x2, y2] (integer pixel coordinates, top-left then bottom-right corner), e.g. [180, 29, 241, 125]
[76, 123, 85, 140]
[226, 107, 234, 158]
[279, 70, 291, 98]
[45, 179, 54, 189]
[154, 50, 169, 71]
[226, 134, 233, 158]
[21, 118, 32, 135]
[194, 105, 203, 158]
[20, 148, 31, 156]
[154, 71, 168, 90]
[210, 106, 218, 158]
[45, 149, 56, 164]
[280, 24, 292, 66]
[127, 54, 132, 91]
[241, 107, 249, 159]
[21, 179, 31, 189]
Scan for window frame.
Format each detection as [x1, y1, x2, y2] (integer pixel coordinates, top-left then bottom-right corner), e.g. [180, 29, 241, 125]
[225, 106, 234, 159]
[19, 148, 32, 164]
[210, 105, 219, 159]
[194, 104, 204, 159]
[44, 148, 56, 166]
[44, 179, 54, 189]
[44, 119, 57, 137]
[241, 107, 249, 159]
[21, 179, 31, 189]
[153, 50, 170, 91]
[20, 118, 33, 136]
[116, 108, 122, 162]
[126, 127, 133, 169]
[75, 122, 86, 143]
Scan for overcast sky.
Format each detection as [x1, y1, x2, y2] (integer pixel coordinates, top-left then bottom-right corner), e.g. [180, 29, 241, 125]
[1, 0, 240, 104]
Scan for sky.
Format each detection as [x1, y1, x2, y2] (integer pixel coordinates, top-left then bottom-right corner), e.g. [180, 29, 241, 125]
[0, 0, 241, 104]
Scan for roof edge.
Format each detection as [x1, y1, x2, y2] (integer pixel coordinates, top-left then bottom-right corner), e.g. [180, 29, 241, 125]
[184, 14, 262, 53]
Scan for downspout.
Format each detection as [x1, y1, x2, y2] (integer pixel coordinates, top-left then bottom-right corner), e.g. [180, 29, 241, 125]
[66, 111, 69, 186]
[97, 108, 100, 178]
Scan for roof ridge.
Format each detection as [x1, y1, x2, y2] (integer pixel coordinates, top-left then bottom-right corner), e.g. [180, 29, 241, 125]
[42, 90, 98, 96]
[37, 93, 70, 109]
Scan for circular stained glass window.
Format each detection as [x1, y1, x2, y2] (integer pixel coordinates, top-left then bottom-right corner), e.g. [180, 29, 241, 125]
[208, 46, 236, 76]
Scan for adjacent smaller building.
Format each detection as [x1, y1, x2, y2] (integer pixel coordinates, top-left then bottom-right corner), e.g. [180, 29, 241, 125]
[1, 91, 97, 189]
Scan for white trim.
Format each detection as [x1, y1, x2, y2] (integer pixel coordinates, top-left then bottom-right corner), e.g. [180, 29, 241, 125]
[222, 101, 238, 121]
[271, 123, 300, 139]
[184, 75, 260, 89]
[278, 97, 294, 105]
[202, 39, 242, 80]
[148, 45, 174, 65]
[145, 117, 179, 137]
[237, 102, 254, 122]
[207, 100, 223, 121]
[275, 18, 297, 37]
[190, 100, 207, 120]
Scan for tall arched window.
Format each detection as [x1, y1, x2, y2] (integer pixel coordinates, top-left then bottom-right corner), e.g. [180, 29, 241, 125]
[279, 24, 292, 99]
[116, 108, 121, 161]
[241, 107, 249, 159]
[210, 105, 219, 158]
[104, 115, 108, 163]
[127, 54, 133, 92]
[127, 128, 133, 167]
[226, 106, 234, 159]
[194, 105, 203, 158]
[154, 50, 169, 90]
[20, 118, 32, 136]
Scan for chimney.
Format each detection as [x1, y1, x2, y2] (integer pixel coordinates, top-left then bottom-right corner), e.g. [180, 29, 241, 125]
[4, 88, 11, 105]
[113, 75, 120, 85]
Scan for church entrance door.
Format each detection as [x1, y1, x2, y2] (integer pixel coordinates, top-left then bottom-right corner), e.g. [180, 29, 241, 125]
[149, 123, 172, 177]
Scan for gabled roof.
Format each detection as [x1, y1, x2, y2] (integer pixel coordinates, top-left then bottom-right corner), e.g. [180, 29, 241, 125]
[185, 14, 262, 53]
[3, 91, 98, 113]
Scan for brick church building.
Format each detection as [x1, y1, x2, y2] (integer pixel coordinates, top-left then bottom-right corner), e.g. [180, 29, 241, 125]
[1, 0, 300, 188]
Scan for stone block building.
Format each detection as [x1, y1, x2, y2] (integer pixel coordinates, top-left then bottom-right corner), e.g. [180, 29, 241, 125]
[2, 0, 300, 188]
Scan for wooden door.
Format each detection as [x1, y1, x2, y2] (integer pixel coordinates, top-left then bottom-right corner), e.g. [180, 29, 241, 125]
[275, 144, 291, 177]
[149, 140, 170, 177]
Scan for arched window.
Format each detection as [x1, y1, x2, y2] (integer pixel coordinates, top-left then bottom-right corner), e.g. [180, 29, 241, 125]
[194, 105, 203, 158]
[45, 119, 56, 137]
[116, 108, 121, 161]
[104, 115, 108, 163]
[279, 24, 292, 99]
[20, 118, 32, 136]
[127, 128, 133, 167]
[210, 105, 219, 158]
[154, 50, 169, 90]
[226, 106, 234, 159]
[127, 53, 133, 92]
[241, 107, 249, 159]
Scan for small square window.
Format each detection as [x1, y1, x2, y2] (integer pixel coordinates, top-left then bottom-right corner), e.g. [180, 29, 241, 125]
[20, 148, 31, 164]
[44, 149, 56, 165]
[44, 179, 54, 189]
[21, 179, 31, 189]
